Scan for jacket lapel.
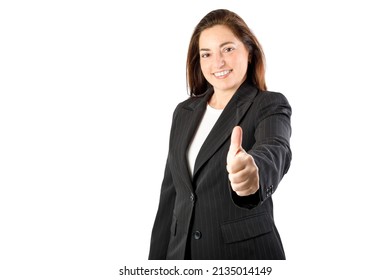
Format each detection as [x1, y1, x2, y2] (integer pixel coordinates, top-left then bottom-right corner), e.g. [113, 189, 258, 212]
[193, 82, 258, 179]
[172, 89, 213, 191]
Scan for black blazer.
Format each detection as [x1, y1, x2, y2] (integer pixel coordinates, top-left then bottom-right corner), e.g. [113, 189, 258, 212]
[149, 81, 292, 260]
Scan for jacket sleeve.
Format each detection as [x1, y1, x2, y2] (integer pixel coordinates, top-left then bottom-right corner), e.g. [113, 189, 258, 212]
[232, 92, 292, 208]
[148, 157, 176, 259]
[148, 107, 179, 259]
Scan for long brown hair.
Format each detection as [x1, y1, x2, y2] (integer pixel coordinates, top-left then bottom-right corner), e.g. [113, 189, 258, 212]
[186, 9, 267, 97]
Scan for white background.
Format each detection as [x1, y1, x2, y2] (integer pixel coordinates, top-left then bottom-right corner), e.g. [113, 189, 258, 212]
[1, 0, 389, 279]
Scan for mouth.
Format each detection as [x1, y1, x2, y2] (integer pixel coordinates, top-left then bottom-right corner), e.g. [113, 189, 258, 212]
[213, 69, 232, 78]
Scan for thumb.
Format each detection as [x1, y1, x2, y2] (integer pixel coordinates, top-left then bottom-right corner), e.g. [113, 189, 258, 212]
[229, 126, 243, 155]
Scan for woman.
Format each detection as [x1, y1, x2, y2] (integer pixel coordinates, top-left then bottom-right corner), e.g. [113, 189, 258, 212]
[149, 9, 292, 260]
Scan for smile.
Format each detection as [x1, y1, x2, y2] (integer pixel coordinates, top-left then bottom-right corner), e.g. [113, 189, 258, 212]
[213, 70, 232, 77]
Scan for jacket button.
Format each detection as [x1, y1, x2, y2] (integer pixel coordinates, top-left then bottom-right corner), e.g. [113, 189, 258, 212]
[193, 231, 202, 240]
[190, 194, 195, 202]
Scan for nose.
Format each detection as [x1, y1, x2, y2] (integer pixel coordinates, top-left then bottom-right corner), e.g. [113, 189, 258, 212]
[215, 52, 225, 68]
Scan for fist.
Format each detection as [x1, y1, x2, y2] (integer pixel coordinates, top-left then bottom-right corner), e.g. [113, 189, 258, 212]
[226, 126, 259, 196]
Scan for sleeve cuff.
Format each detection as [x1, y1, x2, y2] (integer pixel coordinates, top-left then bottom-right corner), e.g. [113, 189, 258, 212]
[231, 189, 260, 209]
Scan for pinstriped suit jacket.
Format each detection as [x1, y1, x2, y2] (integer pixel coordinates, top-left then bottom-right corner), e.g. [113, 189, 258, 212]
[149, 81, 292, 260]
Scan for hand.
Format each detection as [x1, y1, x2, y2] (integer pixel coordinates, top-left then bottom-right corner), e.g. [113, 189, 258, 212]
[226, 126, 259, 196]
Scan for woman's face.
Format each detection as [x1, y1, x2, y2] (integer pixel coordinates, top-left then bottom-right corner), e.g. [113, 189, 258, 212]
[199, 24, 249, 96]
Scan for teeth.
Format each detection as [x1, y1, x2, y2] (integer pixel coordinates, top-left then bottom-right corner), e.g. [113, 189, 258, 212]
[214, 70, 231, 77]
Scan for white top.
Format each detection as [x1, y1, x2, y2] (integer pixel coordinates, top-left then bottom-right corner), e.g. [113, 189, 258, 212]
[187, 104, 223, 177]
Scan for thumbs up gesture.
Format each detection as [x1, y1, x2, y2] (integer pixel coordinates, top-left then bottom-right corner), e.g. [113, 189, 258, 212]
[226, 126, 259, 196]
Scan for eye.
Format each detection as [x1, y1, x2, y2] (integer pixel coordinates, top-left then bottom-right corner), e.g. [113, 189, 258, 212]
[224, 47, 235, 53]
[200, 53, 210, 58]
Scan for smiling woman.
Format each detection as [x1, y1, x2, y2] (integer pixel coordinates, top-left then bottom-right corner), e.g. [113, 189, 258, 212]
[199, 25, 250, 109]
[148, 9, 292, 260]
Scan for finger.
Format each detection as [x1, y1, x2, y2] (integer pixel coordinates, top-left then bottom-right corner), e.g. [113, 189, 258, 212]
[230, 179, 250, 192]
[235, 188, 258, 196]
[231, 181, 258, 196]
[226, 157, 246, 174]
[229, 126, 243, 153]
[228, 168, 251, 184]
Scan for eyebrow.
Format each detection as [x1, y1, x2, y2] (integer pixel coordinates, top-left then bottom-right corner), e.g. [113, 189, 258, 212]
[199, 41, 235, 52]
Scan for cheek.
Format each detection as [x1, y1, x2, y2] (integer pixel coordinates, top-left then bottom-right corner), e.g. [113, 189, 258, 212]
[237, 57, 249, 73]
[200, 60, 211, 75]
[240, 63, 249, 74]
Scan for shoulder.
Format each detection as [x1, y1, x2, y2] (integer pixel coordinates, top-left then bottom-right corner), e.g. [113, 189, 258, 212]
[177, 96, 199, 108]
[255, 91, 290, 105]
[177, 93, 208, 111]
[175, 87, 213, 112]
[253, 90, 292, 117]
[171, 95, 204, 119]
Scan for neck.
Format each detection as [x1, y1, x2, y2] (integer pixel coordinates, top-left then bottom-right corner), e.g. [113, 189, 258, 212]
[208, 89, 236, 109]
